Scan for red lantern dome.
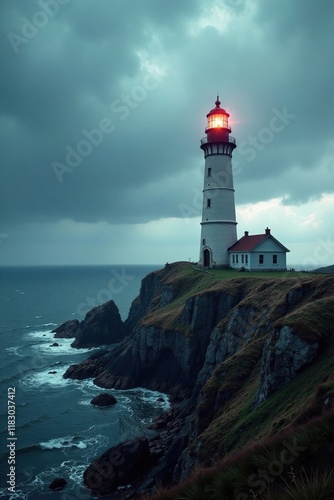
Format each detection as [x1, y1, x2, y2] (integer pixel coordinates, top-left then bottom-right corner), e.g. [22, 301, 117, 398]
[206, 97, 231, 132]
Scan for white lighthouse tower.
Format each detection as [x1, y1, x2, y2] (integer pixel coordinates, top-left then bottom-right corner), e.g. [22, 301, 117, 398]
[199, 97, 237, 268]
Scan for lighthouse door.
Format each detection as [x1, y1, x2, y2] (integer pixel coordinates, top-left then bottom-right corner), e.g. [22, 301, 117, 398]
[203, 249, 210, 268]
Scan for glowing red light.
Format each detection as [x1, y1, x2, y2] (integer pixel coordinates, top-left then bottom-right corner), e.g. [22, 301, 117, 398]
[207, 113, 229, 130]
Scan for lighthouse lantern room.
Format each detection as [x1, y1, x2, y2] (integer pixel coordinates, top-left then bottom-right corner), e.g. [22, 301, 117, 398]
[199, 97, 238, 268]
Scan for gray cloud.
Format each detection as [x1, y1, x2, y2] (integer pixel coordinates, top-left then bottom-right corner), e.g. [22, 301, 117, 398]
[1, 0, 333, 264]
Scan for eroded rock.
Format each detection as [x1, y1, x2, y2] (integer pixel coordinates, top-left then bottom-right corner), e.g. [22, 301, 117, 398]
[83, 438, 150, 495]
[52, 319, 80, 338]
[90, 393, 117, 406]
[49, 477, 67, 490]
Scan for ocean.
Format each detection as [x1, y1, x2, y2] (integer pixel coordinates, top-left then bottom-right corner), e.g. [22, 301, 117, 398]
[0, 264, 167, 500]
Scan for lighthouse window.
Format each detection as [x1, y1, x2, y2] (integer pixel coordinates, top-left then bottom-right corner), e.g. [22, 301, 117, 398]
[236, 255, 239, 264]
[245, 255, 248, 264]
[207, 198, 211, 208]
[232, 255, 235, 264]
[259, 254, 264, 265]
[207, 167, 212, 177]
[273, 254, 278, 264]
[241, 254, 244, 264]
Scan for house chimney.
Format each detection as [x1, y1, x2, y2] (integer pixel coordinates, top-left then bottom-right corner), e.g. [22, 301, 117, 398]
[265, 227, 271, 235]
[244, 231, 249, 237]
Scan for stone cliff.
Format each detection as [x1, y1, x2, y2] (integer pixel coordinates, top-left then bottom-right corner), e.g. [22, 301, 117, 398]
[62, 262, 334, 496]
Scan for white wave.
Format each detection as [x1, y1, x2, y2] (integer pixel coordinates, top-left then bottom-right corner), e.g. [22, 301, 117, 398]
[27, 328, 96, 357]
[123, 387, 170, 409]
[39, 435, 87, 450]
[5, 346, 24, 357]
[19, 365, 73, 390]
[26, 329, 53, 340]
[0, 488, 28, 499]
[60, 460, 87, 484]
[19, 366, 107, 392]
[31, 337, 74, 356]
[78, 399, 91, 406]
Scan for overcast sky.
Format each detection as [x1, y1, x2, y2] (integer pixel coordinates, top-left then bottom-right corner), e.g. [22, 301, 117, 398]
[1, 0, 333, 267]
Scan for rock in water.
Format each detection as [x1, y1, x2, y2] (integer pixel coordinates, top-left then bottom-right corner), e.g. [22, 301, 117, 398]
[83, 438, 150, 495]
[90, 393, 117, 406]
[52, 319, 80, 338]
[49, 477, 67, 490]
[71, 300, 128, 348]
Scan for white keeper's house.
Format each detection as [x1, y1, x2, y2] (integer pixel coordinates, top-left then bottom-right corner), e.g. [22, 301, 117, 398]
[198, 97, 289, 271]
[228, 227, 289, 271]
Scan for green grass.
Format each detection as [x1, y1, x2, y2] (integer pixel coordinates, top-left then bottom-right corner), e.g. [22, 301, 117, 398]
[204, 267, 318, 280]
[275, 296, 334, 342]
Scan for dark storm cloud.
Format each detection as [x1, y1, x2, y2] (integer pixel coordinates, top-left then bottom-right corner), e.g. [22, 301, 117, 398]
[1, 0, 334, 235]
[0, 0, 204, 228]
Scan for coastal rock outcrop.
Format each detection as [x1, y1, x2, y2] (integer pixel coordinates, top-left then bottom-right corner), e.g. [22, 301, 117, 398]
[52, 319, 80, 338]
[64, 349, 110, 379]
[90, 393, 117, 406]
[48, 477, 67, 490]
[83, 438, 150, 495]
[53, 301, 128, 348]
[72, 300, 127, 348]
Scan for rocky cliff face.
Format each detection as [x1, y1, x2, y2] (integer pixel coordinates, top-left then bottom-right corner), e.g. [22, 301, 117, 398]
[256, 325, 319, 404]
[62, 262, 334, 495]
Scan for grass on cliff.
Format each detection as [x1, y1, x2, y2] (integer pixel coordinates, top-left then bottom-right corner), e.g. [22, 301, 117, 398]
[275, 296, 334, 343]
[140, 263, 327, 332]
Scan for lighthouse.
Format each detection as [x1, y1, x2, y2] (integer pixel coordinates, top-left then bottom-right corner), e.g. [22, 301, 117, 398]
[199, 97, 238, 268]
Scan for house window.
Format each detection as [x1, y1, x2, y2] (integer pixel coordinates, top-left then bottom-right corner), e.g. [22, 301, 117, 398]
[208, 167, 212, 177]
[207, 198, 211, 208]
[241, 254, 244, 264]
[259, 254, 264, 265]
[273, 254, 277, 264]
[236, 255, 239, 264]
[245, 255, 248, 264]
[232, 255, 235, 264]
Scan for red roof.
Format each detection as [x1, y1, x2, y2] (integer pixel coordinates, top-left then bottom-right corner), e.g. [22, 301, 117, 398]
[228, 232, 290, 253]
[228, 234, 267, 252]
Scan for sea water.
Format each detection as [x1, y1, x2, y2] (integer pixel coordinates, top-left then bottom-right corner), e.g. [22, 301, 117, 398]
[0, 265, 166, 499]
